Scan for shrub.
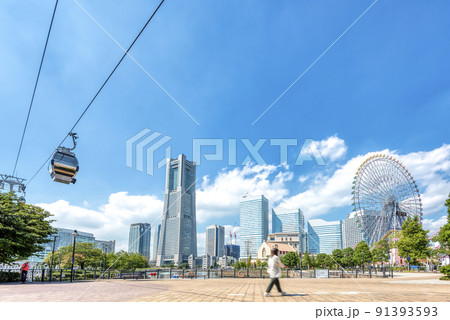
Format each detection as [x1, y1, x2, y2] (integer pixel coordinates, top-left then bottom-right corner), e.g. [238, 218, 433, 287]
[439, 265, 450, 277]
[0, 271, 21, 282]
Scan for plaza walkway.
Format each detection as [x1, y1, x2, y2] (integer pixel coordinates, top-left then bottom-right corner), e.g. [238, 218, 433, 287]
[0, 273, 448, 302]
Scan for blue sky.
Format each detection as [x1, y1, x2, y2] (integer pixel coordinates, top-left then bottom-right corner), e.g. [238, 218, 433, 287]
[1, 0, 449, 252]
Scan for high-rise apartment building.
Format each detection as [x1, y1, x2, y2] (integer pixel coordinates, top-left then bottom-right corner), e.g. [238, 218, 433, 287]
[157, 154, 197, 266]
[342, 211, 365, 248]
[206, 225, 225, 257]
[239, 194, 269, 259]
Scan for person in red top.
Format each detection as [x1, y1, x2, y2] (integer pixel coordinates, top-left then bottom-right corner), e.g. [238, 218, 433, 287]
[20, 262, 29, 283]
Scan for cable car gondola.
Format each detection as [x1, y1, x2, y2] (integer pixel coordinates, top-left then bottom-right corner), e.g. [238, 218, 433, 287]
[49, 133, 79, 184]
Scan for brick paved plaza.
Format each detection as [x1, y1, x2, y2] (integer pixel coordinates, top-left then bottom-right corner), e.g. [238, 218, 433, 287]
[0, 273, 448, 302]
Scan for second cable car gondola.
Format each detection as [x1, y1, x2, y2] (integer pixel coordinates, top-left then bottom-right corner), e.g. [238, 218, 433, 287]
[49, 133, 79, 184]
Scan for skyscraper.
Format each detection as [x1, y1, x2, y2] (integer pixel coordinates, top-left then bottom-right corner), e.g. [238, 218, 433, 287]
[224, 244, 240, 260]
[206, 225, 225, 257]
[272, 207, 305, 252]
[128, 223, 151, 261]
[151, 224, 161, 261]
[307, 219, 342, 254]
[239, 194, 269, 259]
[156, 154, 197, 266]
[342, 211, 365, 248]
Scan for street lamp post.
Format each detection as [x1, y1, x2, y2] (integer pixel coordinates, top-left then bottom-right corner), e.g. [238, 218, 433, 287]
[49, 235, 59, 282]
[70, 230, 78, 283]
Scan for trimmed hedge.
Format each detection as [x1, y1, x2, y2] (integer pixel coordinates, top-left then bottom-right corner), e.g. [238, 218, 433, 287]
[0, 271, 21, 282]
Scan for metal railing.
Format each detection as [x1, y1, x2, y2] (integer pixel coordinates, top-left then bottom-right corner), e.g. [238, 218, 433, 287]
[1, 266, 394, 282]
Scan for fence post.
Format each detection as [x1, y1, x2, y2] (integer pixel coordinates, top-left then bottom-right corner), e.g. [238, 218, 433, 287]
[313, 269, 316, 278]
[157, 270, 160, 279]
[221, 269, 223, 278]
[247, 268, 249, 278]
[94, 269, 96, 280]
[195, 268, 197, 279]
[169, 269, 172, 279]
[341, 268, 344, 278]
[369, 266, 372, 278]
[84, 270, 86, 280]
[260, 269, 262, 278]
[234, 268, 236, 278]
[60, 269, 63, 282]
[182, 269, 185, 278]
[108, 270, 111, 279]
[41, 269, 45, 282]
[356, 268, 358, 278]
[300, 268, 302, 278]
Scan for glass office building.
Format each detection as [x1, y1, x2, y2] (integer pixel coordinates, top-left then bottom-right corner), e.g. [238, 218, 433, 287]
[206, 225, 225, 257]
[157, 154, 197, 266]
[307, 219, 342, 254]
[272, 207, 305, 252]
[151, 224, 161, 261]
[239, 194, 269, 259]
[128, 223, 151, 261]
[224, 244, 240, 260]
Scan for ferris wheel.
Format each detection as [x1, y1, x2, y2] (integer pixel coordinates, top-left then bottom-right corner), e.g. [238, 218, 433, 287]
[352, 154, 423, 245]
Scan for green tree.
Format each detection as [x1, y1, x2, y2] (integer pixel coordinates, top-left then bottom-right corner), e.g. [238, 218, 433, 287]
[0, 192, 56, 264]
[234, 261, 241, 269]
[247, 255, 252, 268]
[354, 241, 372, 267]
[433, 194, 450, 259]
[310, 254, 317, 268]
[179, 262, 189, 269]
[341, 247, 355, 267]
[371, 239, 390, 265]
[331, 249, 343, 268]
[281, 252, 300, 268]
[397, 215, 431, 265]
[316, 253, 327, 268]
[44, 242, 103, 269]
[324, 255, 334, 268]
[255, 259, 262, 268]
[261, 261, 268, 268]
[302, 251, 312, 269]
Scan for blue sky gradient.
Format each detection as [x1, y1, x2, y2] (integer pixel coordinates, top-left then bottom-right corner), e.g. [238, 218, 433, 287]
[1, 0, 449, 250]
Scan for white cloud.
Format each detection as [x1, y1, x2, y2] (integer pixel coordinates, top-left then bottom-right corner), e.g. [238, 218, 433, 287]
[316, 135, 348, 162]
[397, 145, 450, 216]
[197, 232, 206, 255]
[281, 144, 450, 220]
[37, 192, 164, 251]
[422, 215, 447, 236]
[196, 163, 293, 223]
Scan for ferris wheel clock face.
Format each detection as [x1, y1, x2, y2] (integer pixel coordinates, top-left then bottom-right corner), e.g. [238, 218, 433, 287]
[352, 154, 423, 245]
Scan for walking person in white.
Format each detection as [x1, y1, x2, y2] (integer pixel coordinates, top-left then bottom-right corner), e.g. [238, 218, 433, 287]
[264, 248, 287, 296]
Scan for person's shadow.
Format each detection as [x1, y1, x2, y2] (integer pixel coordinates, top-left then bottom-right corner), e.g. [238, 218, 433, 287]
[283, 293, 307, 297]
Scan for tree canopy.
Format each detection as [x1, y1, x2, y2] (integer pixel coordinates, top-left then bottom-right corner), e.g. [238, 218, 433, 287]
[397, 215, 430, 265]
[433, 194, 450, 258]
[281, 252, 300, 268]
[371, 239, 389, 264]
[0, 192, 56, 264]
[341, 247, 355, 267]
[353, 241, 372, 266]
